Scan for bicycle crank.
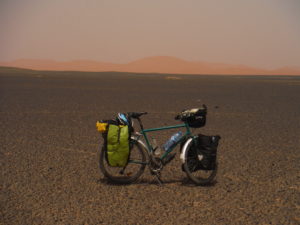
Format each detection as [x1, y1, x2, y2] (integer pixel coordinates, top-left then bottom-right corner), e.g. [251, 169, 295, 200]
[149, 156, 163, 175]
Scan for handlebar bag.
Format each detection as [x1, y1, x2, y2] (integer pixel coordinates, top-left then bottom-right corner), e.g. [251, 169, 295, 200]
[106, 124, 130, 167]
[179, 108, 207, 128]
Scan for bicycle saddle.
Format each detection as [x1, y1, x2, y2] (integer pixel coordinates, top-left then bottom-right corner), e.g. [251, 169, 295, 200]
[128, 112, 148, 119]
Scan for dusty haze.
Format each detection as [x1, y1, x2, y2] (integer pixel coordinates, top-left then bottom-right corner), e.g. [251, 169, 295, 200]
[1, 56, 300, 75]
[0, 0, 300, 70]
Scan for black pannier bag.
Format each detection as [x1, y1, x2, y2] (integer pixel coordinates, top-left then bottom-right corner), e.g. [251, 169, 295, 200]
[196, 134, 221, 170]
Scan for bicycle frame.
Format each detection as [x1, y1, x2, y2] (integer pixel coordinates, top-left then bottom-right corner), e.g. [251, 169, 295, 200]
[136, 122, 193, 160]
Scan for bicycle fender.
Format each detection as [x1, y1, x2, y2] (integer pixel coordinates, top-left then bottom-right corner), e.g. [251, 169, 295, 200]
[180, 138, 193, 163]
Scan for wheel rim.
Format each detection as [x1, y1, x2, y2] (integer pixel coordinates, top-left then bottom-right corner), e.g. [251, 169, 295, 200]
[100, 141, 146, 182]
[187, 156, 216, 179]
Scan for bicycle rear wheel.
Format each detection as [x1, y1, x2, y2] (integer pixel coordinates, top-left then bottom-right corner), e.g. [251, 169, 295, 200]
[183, 140, 218, 185]
[99, 139, 147, 184]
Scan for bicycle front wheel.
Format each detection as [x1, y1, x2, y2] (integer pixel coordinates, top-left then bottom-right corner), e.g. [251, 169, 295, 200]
[183, 139, 218, 185]
[99, 139, 147, 184]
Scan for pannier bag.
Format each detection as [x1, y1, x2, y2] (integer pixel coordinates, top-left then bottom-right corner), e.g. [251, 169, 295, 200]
[96, 120, 130, 167]
[197, 134, 221, 170]
[106, 124, 130, 167]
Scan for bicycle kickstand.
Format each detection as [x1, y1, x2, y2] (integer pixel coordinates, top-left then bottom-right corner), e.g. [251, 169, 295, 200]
[154, 172, 163, 186]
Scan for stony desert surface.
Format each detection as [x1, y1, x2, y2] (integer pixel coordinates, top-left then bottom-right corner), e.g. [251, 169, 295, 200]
[0, 68, 299, 224]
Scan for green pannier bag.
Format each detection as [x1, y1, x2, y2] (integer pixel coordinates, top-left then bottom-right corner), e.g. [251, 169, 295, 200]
[106, 124, 130, 167]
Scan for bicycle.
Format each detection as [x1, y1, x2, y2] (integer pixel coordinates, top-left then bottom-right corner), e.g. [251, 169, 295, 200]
[99, 105, 220, 185]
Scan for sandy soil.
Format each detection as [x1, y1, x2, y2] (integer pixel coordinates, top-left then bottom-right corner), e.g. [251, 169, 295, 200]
[0, 69, 299, 224]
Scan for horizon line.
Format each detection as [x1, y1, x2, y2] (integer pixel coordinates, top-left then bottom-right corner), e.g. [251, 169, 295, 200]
[1, 55, 298, 70]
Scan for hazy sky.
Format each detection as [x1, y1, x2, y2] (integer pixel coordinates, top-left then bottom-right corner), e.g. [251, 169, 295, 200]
[1, 0, 299, 69]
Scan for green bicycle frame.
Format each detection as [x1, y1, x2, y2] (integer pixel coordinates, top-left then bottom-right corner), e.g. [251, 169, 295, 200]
[140, 123, 192, 160]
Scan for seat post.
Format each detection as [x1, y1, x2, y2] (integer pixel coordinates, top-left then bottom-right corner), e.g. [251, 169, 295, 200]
[137, 117, 144, 130]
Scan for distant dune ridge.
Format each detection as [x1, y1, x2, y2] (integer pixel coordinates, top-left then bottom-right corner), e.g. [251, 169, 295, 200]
[0, 56, 299, 75]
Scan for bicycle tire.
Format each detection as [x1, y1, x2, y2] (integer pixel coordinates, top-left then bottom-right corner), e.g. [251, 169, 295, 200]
[183, 140, 218, 185]
[99, 139, 147, 184]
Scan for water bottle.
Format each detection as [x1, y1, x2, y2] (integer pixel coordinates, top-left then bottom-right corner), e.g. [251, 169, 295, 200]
[163, 131, 183, 152]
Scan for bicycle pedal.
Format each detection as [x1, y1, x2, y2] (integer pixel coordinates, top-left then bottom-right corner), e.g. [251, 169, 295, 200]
[150, 170, 156, 175]
[162, 153, 176, 165]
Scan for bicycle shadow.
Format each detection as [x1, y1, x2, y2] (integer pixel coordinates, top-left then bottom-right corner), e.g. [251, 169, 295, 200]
[97, 177, 217, 187]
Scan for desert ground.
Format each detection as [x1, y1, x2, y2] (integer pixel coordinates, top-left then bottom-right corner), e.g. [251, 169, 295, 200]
[0, 67, 299, 224]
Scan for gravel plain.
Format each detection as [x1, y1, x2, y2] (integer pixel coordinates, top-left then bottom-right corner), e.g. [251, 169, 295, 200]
[0, 68, 299, 224]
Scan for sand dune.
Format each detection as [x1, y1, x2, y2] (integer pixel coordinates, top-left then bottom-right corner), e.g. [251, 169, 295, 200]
[0, 56, 299, 75]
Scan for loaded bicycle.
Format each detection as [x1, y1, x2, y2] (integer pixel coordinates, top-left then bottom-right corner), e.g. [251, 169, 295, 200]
[97, 105, 221, 185]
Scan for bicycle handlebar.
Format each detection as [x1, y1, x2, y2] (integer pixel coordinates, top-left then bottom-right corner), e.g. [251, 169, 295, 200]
[128, 105, 207, 130]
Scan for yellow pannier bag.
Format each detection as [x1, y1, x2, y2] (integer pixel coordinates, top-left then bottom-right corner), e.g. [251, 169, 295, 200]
[96, 121, 108, 133]
[106, 124, 129, 167]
